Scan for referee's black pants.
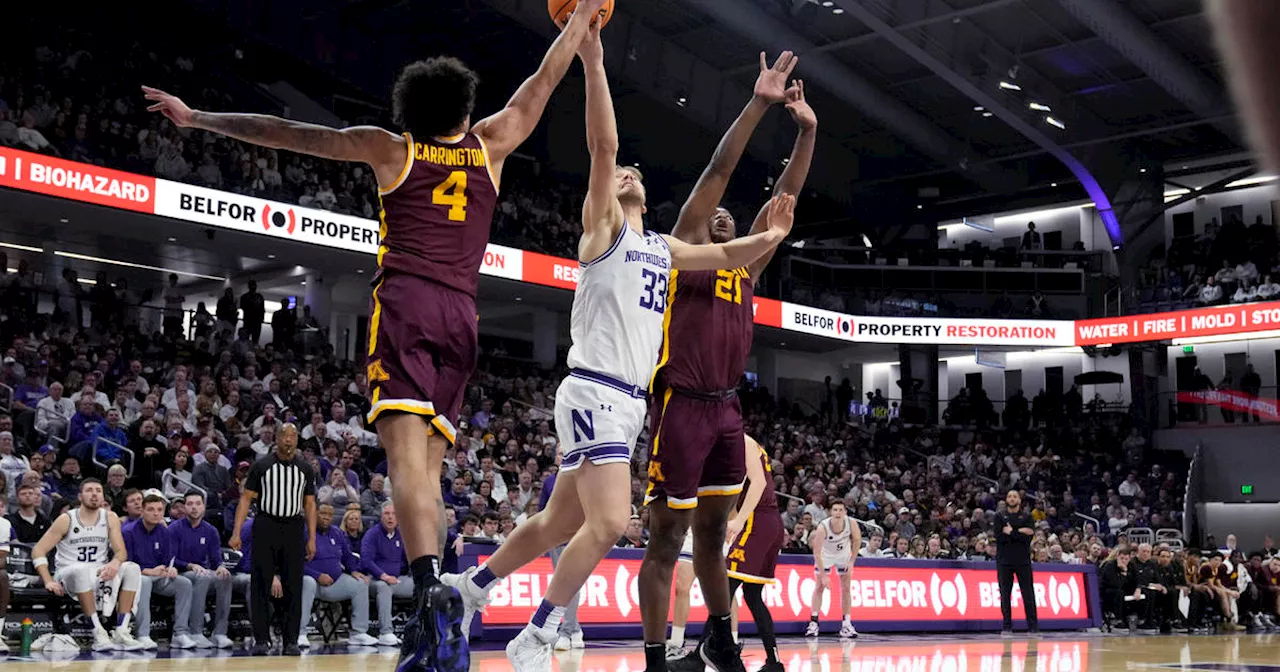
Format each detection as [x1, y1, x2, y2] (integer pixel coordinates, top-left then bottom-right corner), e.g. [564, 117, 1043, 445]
[251, 515, 306, 646]
[997, 563, 1039, 630]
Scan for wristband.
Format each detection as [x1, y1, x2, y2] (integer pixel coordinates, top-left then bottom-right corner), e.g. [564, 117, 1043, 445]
[33, 557, 49, 567]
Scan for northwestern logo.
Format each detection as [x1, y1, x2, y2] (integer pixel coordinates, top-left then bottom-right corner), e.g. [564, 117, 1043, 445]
[571, 409, 595, 443]
[263, 204, 297, 234]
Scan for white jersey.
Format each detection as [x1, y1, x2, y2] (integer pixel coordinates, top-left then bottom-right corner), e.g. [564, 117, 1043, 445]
[55, 507, 111, 567]
[818, 516, 854, 559]
[566, 224, 672, 388]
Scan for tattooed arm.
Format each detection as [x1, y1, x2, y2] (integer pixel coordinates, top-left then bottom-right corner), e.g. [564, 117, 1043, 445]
[142, 85, 407, 188]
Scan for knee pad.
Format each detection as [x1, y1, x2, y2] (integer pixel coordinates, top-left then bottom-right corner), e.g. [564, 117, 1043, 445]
[118, 562, 142, 592]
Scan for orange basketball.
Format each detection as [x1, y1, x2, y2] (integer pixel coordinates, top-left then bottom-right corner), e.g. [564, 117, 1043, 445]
[548, 0, 614, 29]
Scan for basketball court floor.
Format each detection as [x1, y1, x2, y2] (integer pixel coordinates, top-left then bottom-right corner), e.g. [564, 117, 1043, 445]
[2, 633, 1278, 672]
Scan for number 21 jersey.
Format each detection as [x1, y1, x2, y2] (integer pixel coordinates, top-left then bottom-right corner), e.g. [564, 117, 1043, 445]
[56, 507, 110, 567]
[376, 132, 499, 298]
[651, 267, 754, 392]
[566, 225, 672, 387]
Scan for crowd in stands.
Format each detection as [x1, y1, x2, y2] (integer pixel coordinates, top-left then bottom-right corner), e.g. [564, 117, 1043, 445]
[1134, 214, 1280, 314]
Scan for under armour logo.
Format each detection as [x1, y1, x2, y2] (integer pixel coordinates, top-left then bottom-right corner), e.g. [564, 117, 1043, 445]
[600, 404, 613, 412]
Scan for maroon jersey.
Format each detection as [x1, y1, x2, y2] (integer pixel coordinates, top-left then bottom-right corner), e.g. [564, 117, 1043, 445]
[652, 267, 754, 392]
[742, 443, 778, 513]
[376, 132, 498, 297]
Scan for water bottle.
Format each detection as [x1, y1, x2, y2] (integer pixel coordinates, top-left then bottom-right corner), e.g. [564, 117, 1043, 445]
[19, 618, 32, 656]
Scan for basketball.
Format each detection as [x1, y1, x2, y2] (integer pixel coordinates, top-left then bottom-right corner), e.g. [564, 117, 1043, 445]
[549, 0, 614, 29]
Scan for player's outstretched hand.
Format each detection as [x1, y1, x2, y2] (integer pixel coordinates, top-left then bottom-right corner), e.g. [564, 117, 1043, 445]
[755, 51, 800, 104]
[785, 80, 817, 131]
[577, 21, 604, 63]
[142, 86, 196, 127]
[765, 193, 797, 239]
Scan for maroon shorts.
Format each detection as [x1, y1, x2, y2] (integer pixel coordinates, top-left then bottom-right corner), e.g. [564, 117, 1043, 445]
[726, 508, 785, 584]
[365, 271, 477, 443]
[644, 385, 746, 510]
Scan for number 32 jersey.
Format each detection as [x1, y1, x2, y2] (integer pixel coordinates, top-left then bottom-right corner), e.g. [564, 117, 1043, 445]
[56, 507, 110, 567]
[566, 225, 672, 388]
[376, 131, 498, 298]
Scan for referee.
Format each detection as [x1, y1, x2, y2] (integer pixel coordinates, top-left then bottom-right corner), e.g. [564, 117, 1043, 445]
[232, 423, 317, 655]
[994, 489, 1039, 635]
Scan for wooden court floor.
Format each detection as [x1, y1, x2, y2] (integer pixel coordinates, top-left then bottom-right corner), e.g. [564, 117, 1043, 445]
[2, 633, 1278, 671]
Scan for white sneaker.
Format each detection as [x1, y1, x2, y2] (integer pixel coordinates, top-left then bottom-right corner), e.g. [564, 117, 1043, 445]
[376, 633, 401, 646]
[665, 643, 686, 659]
[805, 620, 820, 637]
[570, 631, 584, 649]
[135, 636, 158, 651]
[192, 634, 214, 649]
[297, 635, 310, 649]
[93, 628, 118, 651]
[554, 635, 571, 652]
[506, 629, 554, 672]
[211, 635, 234, 649]
[113, 628, 147, 652]
[348, 632, 379, 647]
[441, 568, 491, 641]
[0, 638, 9, 653]
[170, 634, 197, 649]
[840, 621, 858, 639]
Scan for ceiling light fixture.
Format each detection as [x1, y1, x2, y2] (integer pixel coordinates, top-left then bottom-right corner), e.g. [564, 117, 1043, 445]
[676, 96, 687, 106]
[917, 204, 923, 210]
[998, 80, 1022, 91]
[1045, 116, 1065, 129]
[59, 218, 69, 223]
[356, 269, 364, 274]
[167, 237, 177, 242]
[1029, 102, 1051, 112]
[1140, 168, 1147, 173]
[1051, 182, 1058, 187]
[267, 254, 276, 259]
[832, 7, 844, 13]
[982, 112, 993, 118]
[973, 106, 984, 111]
[53, 250, 226, 281]
[77, 277, 97, 286]
[821, 1, 833, 5]
[0, 242, 44, 253]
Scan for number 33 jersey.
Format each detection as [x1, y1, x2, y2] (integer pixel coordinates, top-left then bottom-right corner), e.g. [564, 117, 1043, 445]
[376, 131, 499, 298]
[566, 225, 672, 389]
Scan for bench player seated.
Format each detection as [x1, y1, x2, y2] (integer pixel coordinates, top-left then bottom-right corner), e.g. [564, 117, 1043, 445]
[807, 501, 860, 638]
[123, 493, 197, 649]
[31, 478, 145, 651]
[300, 503, 382, 647]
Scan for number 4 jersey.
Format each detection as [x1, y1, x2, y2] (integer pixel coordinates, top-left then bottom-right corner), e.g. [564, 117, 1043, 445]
[651, 266, 754, 393]
[375, 131, 499, 298]
[55, 507, 110, 567]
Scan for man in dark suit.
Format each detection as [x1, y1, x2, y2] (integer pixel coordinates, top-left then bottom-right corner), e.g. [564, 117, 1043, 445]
[993, 490, 1039, 635]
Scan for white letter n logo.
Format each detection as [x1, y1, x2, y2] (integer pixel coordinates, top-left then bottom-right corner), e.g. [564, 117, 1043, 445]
[571, 409, 595, 443]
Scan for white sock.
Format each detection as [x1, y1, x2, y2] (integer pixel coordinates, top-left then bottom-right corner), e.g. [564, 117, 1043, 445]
[528, 600, 565, 641]
[732, 632, 740, 643]
[669, 625, 685, 647]
[119, 613, 132, 631]
[91, 614, 104, 632]
[843, 616, 852, 625]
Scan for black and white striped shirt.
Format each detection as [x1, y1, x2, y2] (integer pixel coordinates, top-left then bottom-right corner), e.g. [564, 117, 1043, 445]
[245, 454, 317, 519]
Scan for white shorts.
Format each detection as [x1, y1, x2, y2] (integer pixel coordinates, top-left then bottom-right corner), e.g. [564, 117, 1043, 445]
[817, 553, 852, 575]
[55, 562, 106, 595]
[554, 374, 647, 473]
[678, 532, 693, 564]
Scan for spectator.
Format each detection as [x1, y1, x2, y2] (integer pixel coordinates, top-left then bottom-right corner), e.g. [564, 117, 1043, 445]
[239, 280, 265, 344]
[616, 516, 646, 548]
[317, 469, 359, 509]
[360, 473, 389, 519]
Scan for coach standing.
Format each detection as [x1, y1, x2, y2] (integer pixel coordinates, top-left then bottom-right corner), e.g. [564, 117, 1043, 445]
[994, 490, 1039, 635]
[232, 423, 316, 655]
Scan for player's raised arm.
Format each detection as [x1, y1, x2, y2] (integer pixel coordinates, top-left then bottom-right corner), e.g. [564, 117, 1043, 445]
[665, 194, 795, 271]
[671, 51, 798, 243]
[141, 86, 406, 185]
[747, 80, 817, 280]
[577, 24, 626, 263]
[472, 0, 608, 166]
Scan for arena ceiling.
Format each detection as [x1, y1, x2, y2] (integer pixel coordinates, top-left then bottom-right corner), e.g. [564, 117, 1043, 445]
[186, 0, 1243, 237]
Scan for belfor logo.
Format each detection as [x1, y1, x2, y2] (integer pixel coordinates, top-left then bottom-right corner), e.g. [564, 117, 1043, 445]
[263, 204, 296, 234]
